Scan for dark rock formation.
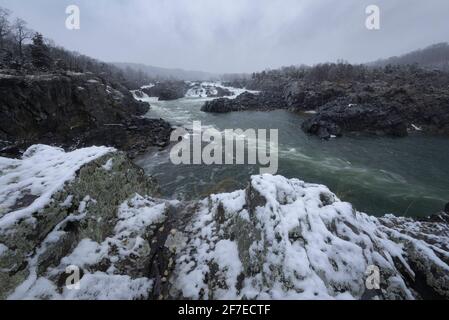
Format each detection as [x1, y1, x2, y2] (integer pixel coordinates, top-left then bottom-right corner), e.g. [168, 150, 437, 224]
[219, 64, 449, 138]
[142, 81, 190, 101]
[283, 81, 346, 111]
[201, 91, 285, 113]
[301, 98, 409, 139]
[0, 71, 172, 158]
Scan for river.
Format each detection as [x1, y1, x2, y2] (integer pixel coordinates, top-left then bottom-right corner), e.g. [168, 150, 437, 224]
[134, 85, 449, 217]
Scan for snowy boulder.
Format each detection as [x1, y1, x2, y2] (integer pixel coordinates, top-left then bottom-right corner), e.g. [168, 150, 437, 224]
[185, 83, 233, 98]
[171, 175, 449, 300]
[0, 145, 161, 299]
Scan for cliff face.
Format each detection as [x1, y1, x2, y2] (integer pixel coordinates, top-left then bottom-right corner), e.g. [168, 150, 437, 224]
[0, 71, 172, 158]
[1, 145, 448, 300]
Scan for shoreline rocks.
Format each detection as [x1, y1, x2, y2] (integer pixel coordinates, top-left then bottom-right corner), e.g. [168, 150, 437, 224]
[0, 70, 173, 158]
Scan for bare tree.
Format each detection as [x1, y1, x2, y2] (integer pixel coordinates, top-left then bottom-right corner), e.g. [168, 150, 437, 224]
[12, 18, 32, 61]
[0, 7, 11, 49]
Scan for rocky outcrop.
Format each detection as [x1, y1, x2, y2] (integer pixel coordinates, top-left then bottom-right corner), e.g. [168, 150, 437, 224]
[301, 98, 408, 139]
[216, 66, 449, 138]
[142, 81, 190, 101]
[1, 146, 448, 300]
[201, 91, 285, 113]
[283, 81, 346, 111]
[0, 71, 172, 158]
[300, 83, 449, 138]
[186, 83, 233, 98]
[0, 146, 161, 299]
[171, 175, 449, 300]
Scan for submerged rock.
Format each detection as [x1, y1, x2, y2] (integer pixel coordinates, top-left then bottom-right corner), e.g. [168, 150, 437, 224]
[1, 146, 448, 300]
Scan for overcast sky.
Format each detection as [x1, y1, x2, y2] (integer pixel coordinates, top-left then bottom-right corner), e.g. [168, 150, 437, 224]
[1, 0, 448, 73]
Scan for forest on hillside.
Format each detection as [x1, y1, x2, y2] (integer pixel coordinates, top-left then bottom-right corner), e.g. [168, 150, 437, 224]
[0, 6, 152, 89]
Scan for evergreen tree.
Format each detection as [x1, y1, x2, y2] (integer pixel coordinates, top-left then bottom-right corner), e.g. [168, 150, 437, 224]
[30, 32, 52, 70]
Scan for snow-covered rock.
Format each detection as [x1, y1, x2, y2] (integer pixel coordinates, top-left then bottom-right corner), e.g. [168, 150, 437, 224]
[1, 145, 448, 300]
[171, 175, 449, 300]
[185, 82, 258, 99]
[0, 145, 161, 299]
[0, 145, 114, 229]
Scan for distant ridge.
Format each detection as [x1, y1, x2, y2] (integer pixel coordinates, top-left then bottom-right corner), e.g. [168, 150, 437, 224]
[370, 42, 449, 71]
[113, 62, 219, 81]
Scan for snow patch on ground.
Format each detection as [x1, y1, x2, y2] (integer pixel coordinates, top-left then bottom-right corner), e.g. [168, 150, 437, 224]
[115, 194, 167, 234]
[61, 239, 108, 267]
[102, 158, 114, 171]
[63, 273, 152, 300]
[20, 272, 152, 300]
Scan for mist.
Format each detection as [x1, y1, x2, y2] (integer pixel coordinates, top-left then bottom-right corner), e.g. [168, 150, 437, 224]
[1, 0, 448, 73]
